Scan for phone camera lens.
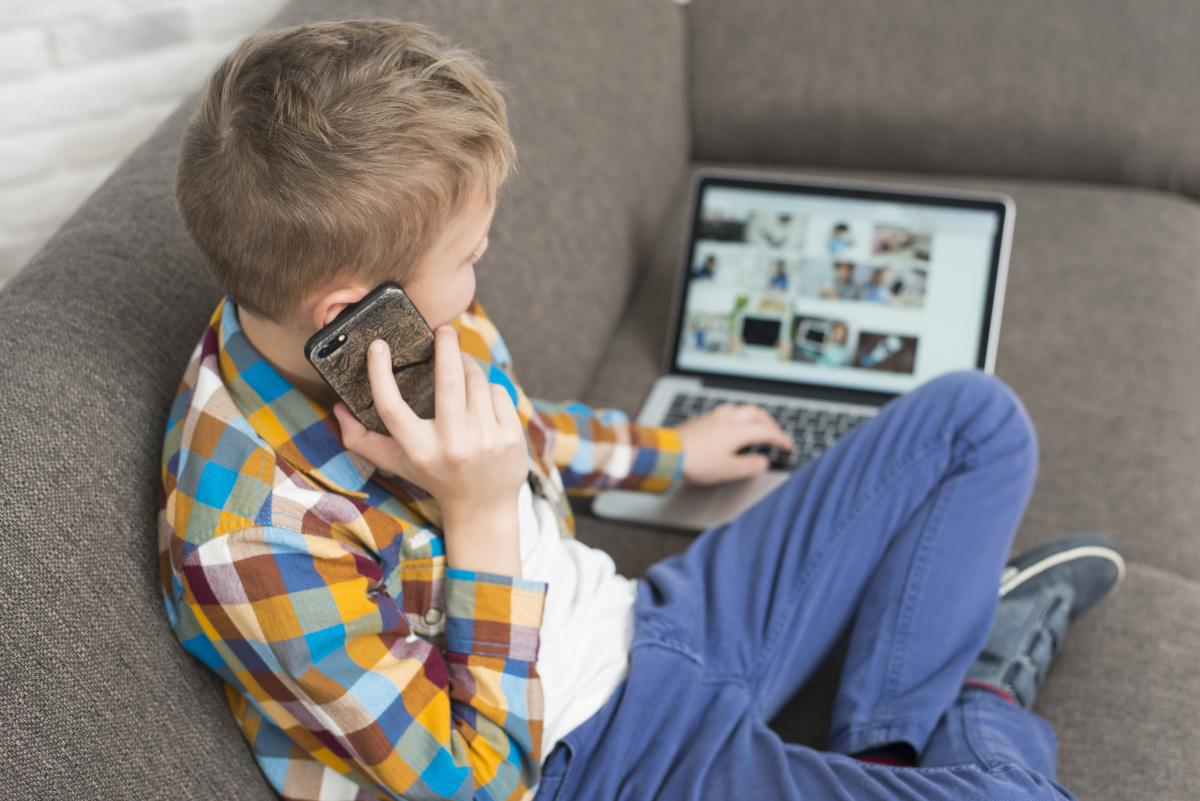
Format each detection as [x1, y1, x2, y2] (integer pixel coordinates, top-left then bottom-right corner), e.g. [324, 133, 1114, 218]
[317, 333, 348, 358]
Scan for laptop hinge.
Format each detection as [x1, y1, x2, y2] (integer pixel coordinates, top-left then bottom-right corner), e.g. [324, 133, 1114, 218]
[698, 373, 896, 407]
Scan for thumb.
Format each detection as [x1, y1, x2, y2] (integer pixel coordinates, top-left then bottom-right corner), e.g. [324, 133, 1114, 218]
[332, 403, 405, 477]
[332, 403, 378, 456]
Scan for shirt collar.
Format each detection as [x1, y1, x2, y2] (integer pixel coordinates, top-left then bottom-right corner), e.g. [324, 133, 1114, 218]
[213, 296, 377, 500]
[209, 295, 510, 504]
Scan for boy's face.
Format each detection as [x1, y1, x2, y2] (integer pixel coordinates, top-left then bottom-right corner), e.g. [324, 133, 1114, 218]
[400, 185, 496, 330]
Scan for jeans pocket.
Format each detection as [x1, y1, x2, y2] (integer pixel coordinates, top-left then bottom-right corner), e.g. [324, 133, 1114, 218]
[531, 773, 564, 801]
[534, 741, 571, 801]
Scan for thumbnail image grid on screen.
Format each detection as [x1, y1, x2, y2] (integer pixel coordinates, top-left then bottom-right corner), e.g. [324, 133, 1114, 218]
[675, 183, 999, 395]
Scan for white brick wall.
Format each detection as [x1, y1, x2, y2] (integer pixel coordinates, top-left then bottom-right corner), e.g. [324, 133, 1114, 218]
[0, 0, 290, 288]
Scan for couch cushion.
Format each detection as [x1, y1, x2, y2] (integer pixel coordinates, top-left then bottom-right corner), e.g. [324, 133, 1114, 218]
[1034, 561, 1200, 799]
[686, 0, 1200, 200]
[0, 104, 271, 801]
[578, 160, 1200, 583]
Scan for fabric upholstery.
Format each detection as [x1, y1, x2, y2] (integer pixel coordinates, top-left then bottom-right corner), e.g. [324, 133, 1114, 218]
[687, 0, 1200, 200]
[1, 0, 1196, 799]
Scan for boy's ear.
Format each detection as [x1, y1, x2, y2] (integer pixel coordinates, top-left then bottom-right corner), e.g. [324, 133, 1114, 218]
[311, 286, 370, 331]
[319, 302, 350, 328]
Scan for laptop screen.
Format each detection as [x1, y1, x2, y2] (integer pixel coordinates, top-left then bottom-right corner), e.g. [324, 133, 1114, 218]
[672, 174, 1009, 398]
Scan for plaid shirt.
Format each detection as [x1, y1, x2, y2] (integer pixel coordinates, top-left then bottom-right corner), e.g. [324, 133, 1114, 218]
[157, 296, 684, 801]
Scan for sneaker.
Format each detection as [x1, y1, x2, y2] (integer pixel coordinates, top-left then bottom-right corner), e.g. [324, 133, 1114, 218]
[999, 532, 1126, 615]
[964, 533, 1126, 709]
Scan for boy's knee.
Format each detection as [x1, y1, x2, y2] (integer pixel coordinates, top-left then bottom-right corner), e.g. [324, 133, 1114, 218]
[922, 370, 1038, 459]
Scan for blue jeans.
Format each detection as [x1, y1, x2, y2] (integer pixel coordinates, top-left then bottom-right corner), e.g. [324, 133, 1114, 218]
[534, 370, 1076, 801]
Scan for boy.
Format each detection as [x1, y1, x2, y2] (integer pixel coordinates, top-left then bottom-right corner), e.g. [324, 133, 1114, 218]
[159, 19, 1124, 801]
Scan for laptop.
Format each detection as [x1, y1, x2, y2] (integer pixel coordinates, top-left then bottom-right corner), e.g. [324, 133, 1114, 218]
[591, 167, 1015, 532]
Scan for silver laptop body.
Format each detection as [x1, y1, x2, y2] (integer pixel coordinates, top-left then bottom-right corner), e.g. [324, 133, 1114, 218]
[591, 167, 1015, 532]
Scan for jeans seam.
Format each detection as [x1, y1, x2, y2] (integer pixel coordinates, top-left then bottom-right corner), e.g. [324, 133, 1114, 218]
[841, 391, 1030, 727]
[963, 691, 1002, 769]
[827, 715, 926, 753]
[752, 427, 955, 694]
[552, 756, 574, 801]
[534, 774, 563, 801]
[630, 636, 704, 668]
[878, 456, 958, 713]
[986, 762, 1073, 801]
[958, 392, 1025, 471]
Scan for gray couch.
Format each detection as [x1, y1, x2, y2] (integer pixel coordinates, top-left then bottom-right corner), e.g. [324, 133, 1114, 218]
[3, 1, 1197, 798]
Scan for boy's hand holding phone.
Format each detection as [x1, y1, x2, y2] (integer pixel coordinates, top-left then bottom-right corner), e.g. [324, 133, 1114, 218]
[332, 325, 527, 576]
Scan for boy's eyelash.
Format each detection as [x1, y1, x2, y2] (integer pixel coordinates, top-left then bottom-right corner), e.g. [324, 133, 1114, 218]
[464, 234, 490, 265]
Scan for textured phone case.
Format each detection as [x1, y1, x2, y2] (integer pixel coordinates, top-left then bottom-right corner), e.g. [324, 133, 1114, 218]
[305, 284, 436, 433]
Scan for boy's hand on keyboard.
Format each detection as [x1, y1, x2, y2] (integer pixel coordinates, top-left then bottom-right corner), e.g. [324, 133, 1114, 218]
[673, 403, 795, 485]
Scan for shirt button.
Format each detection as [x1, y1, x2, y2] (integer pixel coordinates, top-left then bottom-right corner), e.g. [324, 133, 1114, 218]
[423, 607, 444, 625]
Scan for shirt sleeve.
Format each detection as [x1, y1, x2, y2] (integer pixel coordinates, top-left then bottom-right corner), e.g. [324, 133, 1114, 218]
[529, 397, 685, 496]
[179, 525, 548, 801]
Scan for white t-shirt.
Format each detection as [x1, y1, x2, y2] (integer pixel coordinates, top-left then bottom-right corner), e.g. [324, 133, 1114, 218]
[515, 475, 637, 760]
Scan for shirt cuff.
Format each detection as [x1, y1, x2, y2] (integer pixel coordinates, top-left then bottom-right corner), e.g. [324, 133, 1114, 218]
[622, 423, 686, 493]
[443, 568, 548, 661]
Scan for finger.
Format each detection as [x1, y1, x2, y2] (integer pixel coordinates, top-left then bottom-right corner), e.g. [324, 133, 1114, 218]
[489, 382, 521, 430]
[735, 421, 796, 451]
[365, 339, 424, 440]
[332, 402, 366, 439]
[433, 326, 467, 421]
[731, 407, 793, 447]
[334, 401, 411, 464]
[733, 403, 772, 423]
[462, 354, 494, 426]
[759, 414, 796, 450]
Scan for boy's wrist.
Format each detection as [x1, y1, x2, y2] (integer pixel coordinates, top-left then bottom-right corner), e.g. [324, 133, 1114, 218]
[443, 497, 521, 576]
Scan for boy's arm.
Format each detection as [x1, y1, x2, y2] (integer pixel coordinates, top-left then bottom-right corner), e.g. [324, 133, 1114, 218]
[179, 525, 547, 801]
[528, 397, 685, 496]
[452, 300, 684, 495]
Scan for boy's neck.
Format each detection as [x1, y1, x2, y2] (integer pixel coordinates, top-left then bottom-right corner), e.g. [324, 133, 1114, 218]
[236, 305, 341, 411]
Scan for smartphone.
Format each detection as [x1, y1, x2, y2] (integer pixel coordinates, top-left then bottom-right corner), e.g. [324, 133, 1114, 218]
[303, 281, 436, 433]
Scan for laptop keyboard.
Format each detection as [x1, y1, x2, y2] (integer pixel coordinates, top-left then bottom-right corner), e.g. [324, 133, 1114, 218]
[660, 392, 871, 471]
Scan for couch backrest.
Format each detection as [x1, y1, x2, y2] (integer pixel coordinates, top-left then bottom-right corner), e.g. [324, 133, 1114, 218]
[0, 1, 689, 797]
[686, 0, 1200, 199]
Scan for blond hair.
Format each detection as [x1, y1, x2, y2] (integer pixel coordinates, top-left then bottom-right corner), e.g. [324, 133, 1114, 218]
[174, 19, 517, 321]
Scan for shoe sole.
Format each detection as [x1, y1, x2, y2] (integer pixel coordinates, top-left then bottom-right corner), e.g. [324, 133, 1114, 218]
[999, 533, 1127, 616]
